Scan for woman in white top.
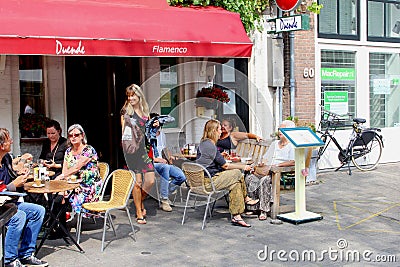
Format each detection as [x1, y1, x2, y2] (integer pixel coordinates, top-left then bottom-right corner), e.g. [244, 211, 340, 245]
[244, 120, 295, 220]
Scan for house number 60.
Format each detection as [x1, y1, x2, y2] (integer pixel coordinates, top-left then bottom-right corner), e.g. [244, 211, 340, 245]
[303, 68, 315, 78]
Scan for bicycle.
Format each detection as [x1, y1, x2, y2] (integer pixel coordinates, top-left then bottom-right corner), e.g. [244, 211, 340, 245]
[316, 108, 384, 175]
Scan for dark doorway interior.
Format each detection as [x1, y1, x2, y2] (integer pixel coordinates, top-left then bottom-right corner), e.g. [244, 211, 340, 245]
[65, 57, 140, 170]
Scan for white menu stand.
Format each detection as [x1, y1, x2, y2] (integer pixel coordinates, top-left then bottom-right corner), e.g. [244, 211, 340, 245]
[277, 127, 324, 224]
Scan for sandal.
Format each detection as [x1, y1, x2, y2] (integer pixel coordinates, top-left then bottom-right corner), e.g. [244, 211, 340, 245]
[231, 218, 251, 228]
[245, 197, 259, 206]
[259, 211, 267, 221]
[136, 217, 147, 225]
[142, 209, 147, 218]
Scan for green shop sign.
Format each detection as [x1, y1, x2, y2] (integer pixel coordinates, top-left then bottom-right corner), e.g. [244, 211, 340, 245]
[324, 91, 349, 115]
[321, 68, 355, 81]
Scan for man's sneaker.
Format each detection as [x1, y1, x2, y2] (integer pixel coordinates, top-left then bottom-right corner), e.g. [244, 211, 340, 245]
[20, 255, 48, 267]
[169, 184, 178, 195]
[5, 259, 26, 267]
[161, 199, 172, 212]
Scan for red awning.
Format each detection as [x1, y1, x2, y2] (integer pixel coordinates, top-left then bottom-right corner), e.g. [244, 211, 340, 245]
[0, 0, 252, 57]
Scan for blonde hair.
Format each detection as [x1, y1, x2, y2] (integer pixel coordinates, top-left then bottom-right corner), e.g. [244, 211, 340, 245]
[201, 119, 221, 143]
[120, 84, 150, 117]
[0, 128, 10, 145]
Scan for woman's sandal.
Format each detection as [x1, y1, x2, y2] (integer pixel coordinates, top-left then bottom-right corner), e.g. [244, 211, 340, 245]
[245, 198, 259, 206]
[136, 217, 147, 225]
[231, 218, 251, 228]
[142, 209, 147, 218]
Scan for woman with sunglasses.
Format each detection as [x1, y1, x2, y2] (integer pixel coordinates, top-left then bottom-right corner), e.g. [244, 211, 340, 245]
[120, 84, 155, 224]
[56, 124, 102, 217]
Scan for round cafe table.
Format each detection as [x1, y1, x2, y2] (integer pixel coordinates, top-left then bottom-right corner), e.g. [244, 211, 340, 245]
[24, 180, 84, 253]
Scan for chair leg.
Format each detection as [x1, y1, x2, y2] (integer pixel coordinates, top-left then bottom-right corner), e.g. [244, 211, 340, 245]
[155, 176, 161, 207]
[125, 207, 136, 241]
[101, 211, 109, 252]
[202, 195, 212, 230]
[182, 190, 191, 225]
[76, 212, 83, 244]
[107, 213, 116, 236]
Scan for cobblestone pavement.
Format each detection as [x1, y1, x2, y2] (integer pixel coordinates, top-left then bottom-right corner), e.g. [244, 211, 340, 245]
[39, 162, 400, 266]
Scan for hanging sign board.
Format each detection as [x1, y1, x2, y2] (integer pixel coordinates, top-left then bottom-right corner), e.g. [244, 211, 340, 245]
[275, 0, 302, 12]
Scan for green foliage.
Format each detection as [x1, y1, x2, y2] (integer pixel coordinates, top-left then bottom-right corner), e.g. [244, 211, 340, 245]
[307, 1, 323, 14]
[286, 116, 316, 132]
[168, 0, 323, 33]
[168, 0, 269, 33]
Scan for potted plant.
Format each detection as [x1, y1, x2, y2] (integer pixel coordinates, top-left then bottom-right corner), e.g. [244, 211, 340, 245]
[19, 113, 51, 138]
[195, 85, 230, 109]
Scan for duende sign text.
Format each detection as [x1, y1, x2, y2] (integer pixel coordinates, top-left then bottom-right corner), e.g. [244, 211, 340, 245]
[275, 15, 303, 33]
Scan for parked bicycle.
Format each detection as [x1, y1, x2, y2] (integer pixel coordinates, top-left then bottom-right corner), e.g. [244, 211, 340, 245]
[316, 108, 384, 175]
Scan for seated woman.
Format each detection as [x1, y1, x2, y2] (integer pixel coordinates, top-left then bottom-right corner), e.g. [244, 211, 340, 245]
[39, 120, 68, 239]
[196, 119, 258, 228]
[216, 118, 262, 153]
[245, 120, 295, 221]
[40, 119, 67, 179]
[56, 124, 102, 218]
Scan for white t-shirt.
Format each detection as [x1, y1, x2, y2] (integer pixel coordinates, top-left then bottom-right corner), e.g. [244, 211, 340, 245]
[263, 140, 294, 165]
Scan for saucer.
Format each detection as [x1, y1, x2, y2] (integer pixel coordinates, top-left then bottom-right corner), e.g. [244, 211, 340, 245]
[67, 180, 79, 184]
[32, 183, 45, 188]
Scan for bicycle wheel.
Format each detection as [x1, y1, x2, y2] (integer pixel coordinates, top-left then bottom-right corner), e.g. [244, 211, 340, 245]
[351, 135, 383, 171]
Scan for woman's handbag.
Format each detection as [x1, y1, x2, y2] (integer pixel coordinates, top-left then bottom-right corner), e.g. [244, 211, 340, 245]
[253, 164, 271, 178]
[121, 115, 143, 154]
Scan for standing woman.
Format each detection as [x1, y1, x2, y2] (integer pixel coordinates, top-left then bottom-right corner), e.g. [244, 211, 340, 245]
[56, 124, 102, 216]
[121, 84, 155, 224]
[40, 119, 67, 178]
[196, 119, 258, 228]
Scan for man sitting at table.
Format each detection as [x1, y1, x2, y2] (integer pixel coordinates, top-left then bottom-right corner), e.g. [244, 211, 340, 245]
[146, 113, 186, 212]
[0, 128, 48, 267]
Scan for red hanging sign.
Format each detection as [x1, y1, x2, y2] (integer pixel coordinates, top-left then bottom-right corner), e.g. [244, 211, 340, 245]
[275, 0, 302, 12]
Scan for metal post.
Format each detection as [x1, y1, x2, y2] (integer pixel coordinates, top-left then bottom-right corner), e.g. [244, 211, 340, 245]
[289, 30, 295, 118]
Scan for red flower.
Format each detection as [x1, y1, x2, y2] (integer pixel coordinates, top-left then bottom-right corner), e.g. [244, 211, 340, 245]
[195, 85, 230, 104]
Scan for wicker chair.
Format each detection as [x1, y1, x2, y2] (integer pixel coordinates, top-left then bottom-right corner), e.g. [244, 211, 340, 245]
[97, 162, 110, 199]
[76, 169, 136, 251]
[181, 162, 226, 230]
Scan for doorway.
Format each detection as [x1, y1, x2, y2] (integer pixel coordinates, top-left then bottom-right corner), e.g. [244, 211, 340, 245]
[65, 57, 140, 170]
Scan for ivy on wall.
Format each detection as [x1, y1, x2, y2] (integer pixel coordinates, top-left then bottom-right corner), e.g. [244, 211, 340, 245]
[167, 0, 323, 33]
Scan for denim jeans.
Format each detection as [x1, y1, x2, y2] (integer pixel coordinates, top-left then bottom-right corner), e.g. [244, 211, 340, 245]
[5, 202, 45, 263]
[154, 163, 186, 199]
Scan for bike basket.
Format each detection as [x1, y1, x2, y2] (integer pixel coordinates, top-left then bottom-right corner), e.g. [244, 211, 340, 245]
[353, 130, 376, 146]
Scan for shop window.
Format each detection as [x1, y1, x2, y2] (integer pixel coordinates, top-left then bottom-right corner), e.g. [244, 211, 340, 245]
[369, 53, 400, 128]
[368, 0, 400, 42]
[19, 56, 45, 115]
[321, 50, 356, 119]
[318, 0, 359, 40]
[160, 58, 179, 128]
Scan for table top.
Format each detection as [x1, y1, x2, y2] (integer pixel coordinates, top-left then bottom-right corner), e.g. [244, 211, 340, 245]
[24, 180, 80, 194]
[173, 153, 197, 160]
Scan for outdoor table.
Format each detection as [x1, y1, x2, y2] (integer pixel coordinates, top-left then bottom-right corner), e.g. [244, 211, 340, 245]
[0, 203, 17, 267]
[172, 153, 197, 161]
[24, 180, 84, 253]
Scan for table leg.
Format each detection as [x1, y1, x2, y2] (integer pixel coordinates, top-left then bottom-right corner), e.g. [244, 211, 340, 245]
[270, 171, 282, 224]
[36, 193, 84, 254]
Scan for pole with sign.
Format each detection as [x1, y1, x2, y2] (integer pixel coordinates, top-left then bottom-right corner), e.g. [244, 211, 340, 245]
[277, 127, 324, 224]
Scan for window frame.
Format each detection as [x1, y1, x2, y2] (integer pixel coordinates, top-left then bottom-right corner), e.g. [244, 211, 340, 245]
[367, 0, 400, 43]
[318, 0, 361, 40]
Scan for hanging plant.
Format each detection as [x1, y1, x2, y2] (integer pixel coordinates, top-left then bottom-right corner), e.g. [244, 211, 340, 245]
[195, 85, 230, 109]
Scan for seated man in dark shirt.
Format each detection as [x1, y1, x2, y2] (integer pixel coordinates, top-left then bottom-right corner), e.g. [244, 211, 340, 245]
[0, 128, 48, 267]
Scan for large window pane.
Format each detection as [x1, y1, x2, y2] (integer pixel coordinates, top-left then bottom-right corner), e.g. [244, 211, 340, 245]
[368, 0, 400, 41]
[321, 50, 356, 117]
[19, 56, 45, 115]
[369, 53, 400, 128]
[318, 0, 358, 39]
[160, 58, 179, 128]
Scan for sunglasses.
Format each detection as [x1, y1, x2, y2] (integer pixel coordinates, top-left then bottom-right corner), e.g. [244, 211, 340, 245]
[68, 133, 81, 138]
